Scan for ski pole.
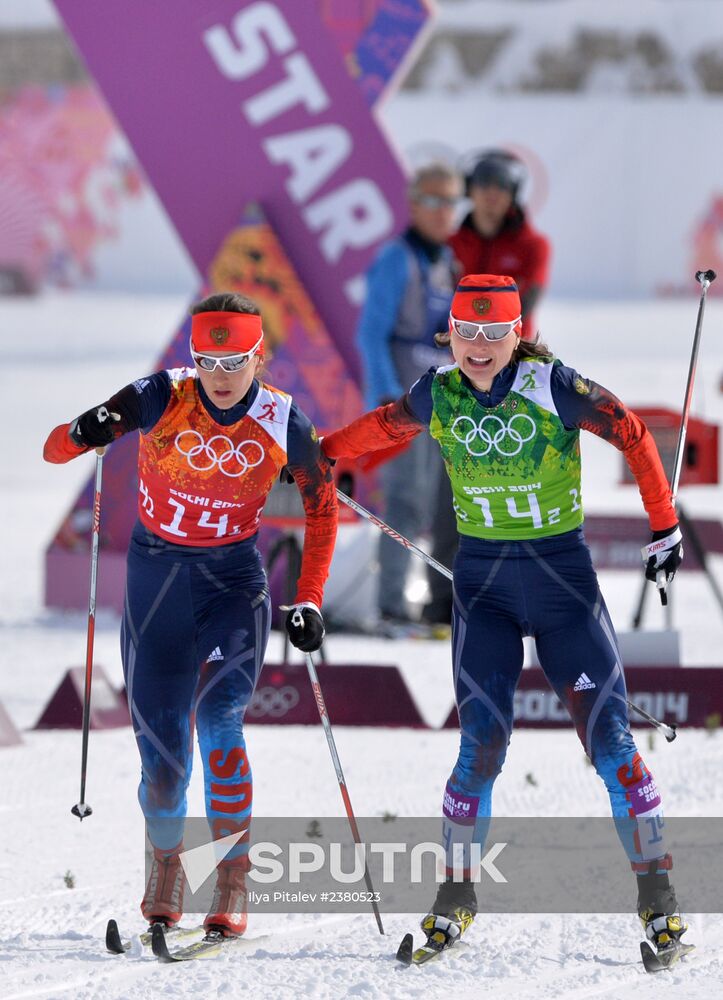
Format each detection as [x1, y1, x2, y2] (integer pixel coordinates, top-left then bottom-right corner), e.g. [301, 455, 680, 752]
[336, 488, 451, 583]
[336, 489, 676, 741]
[626, 700, 677, 743]
[301, 646, 385, 934]
[652, 268, 716, 606]
[71, 447, 105, 821]
[671, 270, 716, 499]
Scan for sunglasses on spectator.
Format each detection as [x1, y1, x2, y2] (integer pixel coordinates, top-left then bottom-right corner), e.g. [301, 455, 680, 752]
[414, 193, 458, 209]
[449, 314, 522, 342]
[191, 335, 262, 372]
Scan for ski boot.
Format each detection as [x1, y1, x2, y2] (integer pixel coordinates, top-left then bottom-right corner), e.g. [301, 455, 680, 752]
[203, 854, 250, 937]
[141, 844, 185, 928]
[637, 873, 693, 972]
[420, 878, 477, 953]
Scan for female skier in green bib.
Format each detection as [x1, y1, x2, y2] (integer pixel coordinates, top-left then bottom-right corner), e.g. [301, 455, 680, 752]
[322, 274, 687, 967]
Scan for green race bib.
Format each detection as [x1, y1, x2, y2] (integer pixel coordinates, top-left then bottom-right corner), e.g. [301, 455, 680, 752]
[429, 360, 583, 539]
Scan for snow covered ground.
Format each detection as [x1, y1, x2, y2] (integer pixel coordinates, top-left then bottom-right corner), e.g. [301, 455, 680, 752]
[2, 291, 723, 998]
[2, 725, 723, 1000]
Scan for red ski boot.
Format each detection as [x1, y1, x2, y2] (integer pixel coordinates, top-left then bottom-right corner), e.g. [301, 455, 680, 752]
[141, 845, 185, 928]
[204, 855, 250, 937]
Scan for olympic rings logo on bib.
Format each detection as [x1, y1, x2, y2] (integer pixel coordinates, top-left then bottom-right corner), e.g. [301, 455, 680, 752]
[451, 414, 536, 457]
[174, 429, 265, 477]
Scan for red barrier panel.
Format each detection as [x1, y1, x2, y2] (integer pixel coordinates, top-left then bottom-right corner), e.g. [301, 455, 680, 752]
[584, 515, 723, 572]
[246, 663, 425, 728]
[34, 665, 130, 730]
[0, 701, 23, 747]
[443, 667, 723, 730]
[619, 407, 719, 487]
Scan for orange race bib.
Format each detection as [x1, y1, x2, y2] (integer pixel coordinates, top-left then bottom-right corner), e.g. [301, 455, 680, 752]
[137, 369, 291, 545]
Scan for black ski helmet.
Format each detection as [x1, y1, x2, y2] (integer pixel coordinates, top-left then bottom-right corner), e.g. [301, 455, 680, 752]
[465, 150, 527, 201]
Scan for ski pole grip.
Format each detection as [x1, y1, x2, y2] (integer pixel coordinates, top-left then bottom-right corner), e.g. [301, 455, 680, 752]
[656, 570, 668, 606]
[695, 269, 716, 286]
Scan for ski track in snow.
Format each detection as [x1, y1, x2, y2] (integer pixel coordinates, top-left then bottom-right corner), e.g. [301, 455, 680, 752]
[1, 726, 722, 999]
[2, 292, 723, 998]
[1, 908, 721, 1000]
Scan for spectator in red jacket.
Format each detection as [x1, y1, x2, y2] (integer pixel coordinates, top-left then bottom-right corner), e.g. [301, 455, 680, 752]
[449, 151, 551, 340]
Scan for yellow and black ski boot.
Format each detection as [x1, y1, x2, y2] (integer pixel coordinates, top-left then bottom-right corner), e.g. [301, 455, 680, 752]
[420, 878, 476, 953]
[637, 875, 694, 972]
[395, 879, 476, 966]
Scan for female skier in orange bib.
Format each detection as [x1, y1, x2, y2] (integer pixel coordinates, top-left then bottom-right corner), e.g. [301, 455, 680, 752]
[44, 292, 337, 940]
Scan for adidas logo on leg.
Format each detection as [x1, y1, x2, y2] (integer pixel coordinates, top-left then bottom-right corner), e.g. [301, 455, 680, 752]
[574, 672, 596, 691]
[207, 647, 224, 663]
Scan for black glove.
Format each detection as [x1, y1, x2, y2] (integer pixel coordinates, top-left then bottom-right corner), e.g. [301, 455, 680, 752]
[282, 603, 325, 652]
[642, 524, 683, 585]
[69, 405, 121, 447]
[336, 471, 354, 498]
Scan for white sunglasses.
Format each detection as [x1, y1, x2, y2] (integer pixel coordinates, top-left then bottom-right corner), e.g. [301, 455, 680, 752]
[450, 314, 521, 342]
[190, 334, 263, 372]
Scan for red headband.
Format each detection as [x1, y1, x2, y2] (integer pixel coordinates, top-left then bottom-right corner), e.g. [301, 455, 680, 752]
[451, 274, 521, 325]
[190, 311, 264, 356]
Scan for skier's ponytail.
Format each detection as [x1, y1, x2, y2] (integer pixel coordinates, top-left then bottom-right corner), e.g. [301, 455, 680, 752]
[512, 337, 553, 362]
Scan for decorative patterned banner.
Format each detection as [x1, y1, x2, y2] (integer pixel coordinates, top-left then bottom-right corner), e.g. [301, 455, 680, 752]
[0, 85, 143, 288]
[321, 0, 431, 106]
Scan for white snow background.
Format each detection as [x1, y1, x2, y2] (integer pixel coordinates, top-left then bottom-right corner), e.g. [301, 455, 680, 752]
[1, 291, 723, 999]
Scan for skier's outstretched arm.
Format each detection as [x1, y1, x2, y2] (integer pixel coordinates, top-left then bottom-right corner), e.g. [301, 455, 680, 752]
[43, 374, 170, 463]
[322, 395, 424, 462]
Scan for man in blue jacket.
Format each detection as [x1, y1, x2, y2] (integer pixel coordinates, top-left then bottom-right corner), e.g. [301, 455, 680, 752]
[356, 163, 461, 629]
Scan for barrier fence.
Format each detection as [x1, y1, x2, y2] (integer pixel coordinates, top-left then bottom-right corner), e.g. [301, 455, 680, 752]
[23, 662, 723, 734]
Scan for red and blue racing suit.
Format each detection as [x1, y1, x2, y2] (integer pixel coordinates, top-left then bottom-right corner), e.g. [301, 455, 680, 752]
[45, 369, 337, 855]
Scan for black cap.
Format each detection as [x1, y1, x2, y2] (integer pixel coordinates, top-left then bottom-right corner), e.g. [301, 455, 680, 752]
[468, 152, 524, 197]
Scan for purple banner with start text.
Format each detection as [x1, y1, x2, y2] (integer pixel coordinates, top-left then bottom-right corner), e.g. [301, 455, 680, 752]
[53, 0, 409, 379]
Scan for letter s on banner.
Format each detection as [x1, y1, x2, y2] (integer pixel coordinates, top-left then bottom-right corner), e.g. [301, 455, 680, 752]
[203, 2, 296, 80]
